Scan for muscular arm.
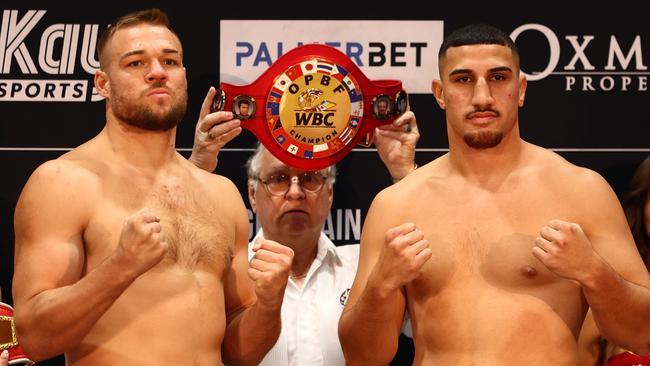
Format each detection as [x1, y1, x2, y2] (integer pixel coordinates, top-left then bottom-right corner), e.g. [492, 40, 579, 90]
[12, 161, 155, 360]
[339, 190, 430, 365]
[581, 198, 650, 357]
[535, 170, 650, 355]
[221, 179, 290, 366]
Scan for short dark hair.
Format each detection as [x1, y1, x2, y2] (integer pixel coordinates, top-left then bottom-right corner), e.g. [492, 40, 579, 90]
[624, 156, 650, 264]
[238, 99, 250, 107]
[438, 23, 519, 65]
[97, 8, 177, 69]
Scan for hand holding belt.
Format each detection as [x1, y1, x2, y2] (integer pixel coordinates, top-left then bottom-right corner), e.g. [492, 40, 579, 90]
[213, 44, 408, 170]
[0, 303, 34, 365]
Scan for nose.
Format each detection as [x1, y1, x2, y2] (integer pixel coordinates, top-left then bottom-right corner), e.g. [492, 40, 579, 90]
[285, 176, 305, 200]
[471, 78, 494, 109]
[146, 59, 167, 83]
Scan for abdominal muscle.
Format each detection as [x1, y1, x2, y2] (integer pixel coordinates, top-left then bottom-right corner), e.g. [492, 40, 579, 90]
[67, 265, 226, 366]
[409, 275, 578, 366]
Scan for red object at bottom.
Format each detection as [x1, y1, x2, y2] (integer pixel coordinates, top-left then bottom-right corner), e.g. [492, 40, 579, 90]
[606, 351, 650, 366]
[0, 302, 34, 365]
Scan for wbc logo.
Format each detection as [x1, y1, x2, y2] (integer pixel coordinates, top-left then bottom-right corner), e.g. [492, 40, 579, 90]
[266, 58, 364, 159]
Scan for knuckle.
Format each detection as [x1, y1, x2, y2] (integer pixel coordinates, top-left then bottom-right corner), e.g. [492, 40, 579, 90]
[398, 250, 411, 262]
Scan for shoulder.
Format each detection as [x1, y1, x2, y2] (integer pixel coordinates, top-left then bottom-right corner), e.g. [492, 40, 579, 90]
[15, 156, 100, 230]
[185, 160, 244, 201]
[525, 144, 621, 224]
[23, 155, 102, 195]
[185, 158, 239, 192]
[529, 144, 612, 194]
[370, 154, 448, 212]
[184, 160, 248, 222]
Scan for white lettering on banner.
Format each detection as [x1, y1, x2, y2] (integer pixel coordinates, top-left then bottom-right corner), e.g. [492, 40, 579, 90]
[0, 79, 87, 101]
[511, 23, 649, 92]
[0, 10, 102, 101]
[247, 208, 362, 242]
[220, 20, 444, 94]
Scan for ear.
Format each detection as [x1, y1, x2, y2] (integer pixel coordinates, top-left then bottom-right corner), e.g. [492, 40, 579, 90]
[247, 179, 257, 213]
[94, 70, 110, 98]
[431, 79, 445, 110]
[518, 74, 527, 107]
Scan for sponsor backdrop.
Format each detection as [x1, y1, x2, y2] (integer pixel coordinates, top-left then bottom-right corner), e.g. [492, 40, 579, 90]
[1, 1, 648, 364]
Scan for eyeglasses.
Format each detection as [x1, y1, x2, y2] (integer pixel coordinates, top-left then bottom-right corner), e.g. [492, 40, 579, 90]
[256, 172, 330, 196]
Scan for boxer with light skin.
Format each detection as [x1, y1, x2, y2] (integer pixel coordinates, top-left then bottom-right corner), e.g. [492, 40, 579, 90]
[339, 23, 650, 365]
[12, 9, 291, 366]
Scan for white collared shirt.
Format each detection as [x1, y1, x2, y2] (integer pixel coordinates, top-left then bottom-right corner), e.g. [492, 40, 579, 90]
[249, 229, 359, 366]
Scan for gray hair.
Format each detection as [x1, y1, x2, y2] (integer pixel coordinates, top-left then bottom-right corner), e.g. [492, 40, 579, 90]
[245, 144, 337, 187]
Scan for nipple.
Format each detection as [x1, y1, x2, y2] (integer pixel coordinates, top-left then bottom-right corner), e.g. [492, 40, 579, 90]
[520, 265, 538, 278]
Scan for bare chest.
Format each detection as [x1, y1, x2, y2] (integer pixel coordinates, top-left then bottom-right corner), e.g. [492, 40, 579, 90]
[84, 176, 233, 273]
[404, 188, 579, 294]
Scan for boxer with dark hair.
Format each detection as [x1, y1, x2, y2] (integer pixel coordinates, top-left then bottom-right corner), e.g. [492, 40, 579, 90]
[12, 8, 291, 366]
[339, 23, 650, 365]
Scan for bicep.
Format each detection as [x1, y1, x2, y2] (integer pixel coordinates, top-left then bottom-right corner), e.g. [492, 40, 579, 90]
[580, 174, 650, 286]
[13, 165, 88, 305]
[345, 192, 405, 310]
[589, 217, 650, 286]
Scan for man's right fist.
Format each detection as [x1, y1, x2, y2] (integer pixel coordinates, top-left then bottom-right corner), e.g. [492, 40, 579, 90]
[115, 209, 168, 276]
[369, 222, 432, 297]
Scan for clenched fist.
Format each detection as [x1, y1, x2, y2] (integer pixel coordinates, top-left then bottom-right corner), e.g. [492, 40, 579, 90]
[248, 239, 294, 310]
[369, 222, 432, 297]
[533, 219, 601, 282]
[114, 209, 168, 277]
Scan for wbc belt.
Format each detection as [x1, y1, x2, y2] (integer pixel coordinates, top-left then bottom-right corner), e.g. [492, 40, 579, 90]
[0, 303, 34, 365]
[213, 44, 408, 170]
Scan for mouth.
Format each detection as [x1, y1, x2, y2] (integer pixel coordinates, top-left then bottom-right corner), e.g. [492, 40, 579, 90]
[282, 209, 308, 217]
[467, 110, 498, 125]
[146, 87, 171, 97]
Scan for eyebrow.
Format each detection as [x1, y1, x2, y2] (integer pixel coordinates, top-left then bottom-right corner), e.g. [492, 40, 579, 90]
[119, 48, 180, 62]
[449, 66, 513, 76]
[489, 66, 513, 73]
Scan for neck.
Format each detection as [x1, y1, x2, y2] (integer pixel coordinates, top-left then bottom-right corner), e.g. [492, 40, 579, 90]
[103, 114, 177, 171]
[448, 125, 525, 186]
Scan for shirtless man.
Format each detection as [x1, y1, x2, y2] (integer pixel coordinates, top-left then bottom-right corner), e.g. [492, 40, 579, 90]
[12, 9, 292, 365]
[339, 23, 650, 365]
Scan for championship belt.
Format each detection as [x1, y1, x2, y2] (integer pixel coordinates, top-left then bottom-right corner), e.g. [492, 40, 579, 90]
[0, 303, 34, 365]
[213, 44, 408, 170]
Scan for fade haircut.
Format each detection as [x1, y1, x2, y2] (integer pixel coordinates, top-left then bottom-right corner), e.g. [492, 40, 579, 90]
[97, 8, 178, 69]
[438, 23, 520, 67]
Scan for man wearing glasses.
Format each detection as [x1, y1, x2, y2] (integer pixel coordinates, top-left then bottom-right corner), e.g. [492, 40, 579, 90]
[190, 89, 419, 364]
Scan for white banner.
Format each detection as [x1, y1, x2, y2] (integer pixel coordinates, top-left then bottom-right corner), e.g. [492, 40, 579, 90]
[220, 20, 444, 94]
